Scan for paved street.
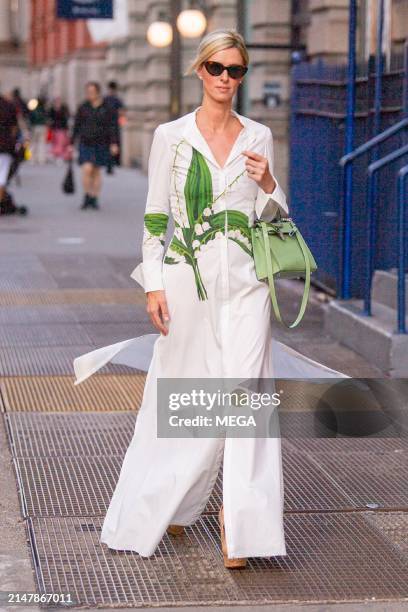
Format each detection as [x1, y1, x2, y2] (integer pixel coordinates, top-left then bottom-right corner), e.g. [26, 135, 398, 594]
[0, 161, 407, 610]
[2, 162, 147, 256]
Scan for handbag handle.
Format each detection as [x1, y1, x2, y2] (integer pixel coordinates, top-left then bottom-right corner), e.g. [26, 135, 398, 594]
[261, 222, 311, 328]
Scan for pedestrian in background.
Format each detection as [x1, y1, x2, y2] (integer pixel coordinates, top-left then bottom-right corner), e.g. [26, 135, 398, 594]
[29, 95, 48, 164]
[104, 80, 125, 174]
[70, 81, 119, 210]
[0, 91, 18, 207]
[48, 97, 70, 164]
[12, 88, 30, 127]
[8, 89, 31, 186]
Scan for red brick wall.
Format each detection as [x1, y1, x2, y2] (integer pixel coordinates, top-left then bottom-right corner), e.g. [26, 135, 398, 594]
[29, 0, 105, 66]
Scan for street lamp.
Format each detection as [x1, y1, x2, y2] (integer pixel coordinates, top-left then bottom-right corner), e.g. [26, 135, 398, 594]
[147, 2, 208, 119]
[147, 6, 206, 48]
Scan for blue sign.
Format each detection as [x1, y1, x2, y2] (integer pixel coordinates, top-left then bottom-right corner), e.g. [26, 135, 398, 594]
[57, 0, 113, 19]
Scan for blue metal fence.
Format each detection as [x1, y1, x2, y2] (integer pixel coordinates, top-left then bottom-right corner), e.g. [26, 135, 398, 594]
[289, 54, 407, 298]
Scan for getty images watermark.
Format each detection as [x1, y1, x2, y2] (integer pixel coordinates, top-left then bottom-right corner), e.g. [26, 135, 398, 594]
[156, 377, 408, 439]
[157, 377, 281, 438]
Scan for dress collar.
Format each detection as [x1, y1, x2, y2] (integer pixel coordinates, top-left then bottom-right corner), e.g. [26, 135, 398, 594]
[181, 105, 251, 170]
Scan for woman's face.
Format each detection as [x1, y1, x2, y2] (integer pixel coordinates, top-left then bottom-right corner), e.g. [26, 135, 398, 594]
[196, 47, 246, 104]
[86, 84, 100, 103]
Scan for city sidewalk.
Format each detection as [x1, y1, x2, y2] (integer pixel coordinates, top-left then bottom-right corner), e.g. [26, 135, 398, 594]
[0, 162, 406, 610]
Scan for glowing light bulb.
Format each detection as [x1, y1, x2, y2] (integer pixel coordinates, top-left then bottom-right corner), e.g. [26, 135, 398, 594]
[28, 98, 39, 111]
[147, 21, 173, 47]
[176, 9, 206, 38]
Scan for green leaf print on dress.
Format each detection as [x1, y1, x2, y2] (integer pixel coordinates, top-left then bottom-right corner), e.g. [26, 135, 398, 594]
[164, 146, 251, 301]
[144, 213, 169, 246]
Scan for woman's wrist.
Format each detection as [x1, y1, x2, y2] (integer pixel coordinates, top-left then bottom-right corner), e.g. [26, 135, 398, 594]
[259, 174, 276, 194]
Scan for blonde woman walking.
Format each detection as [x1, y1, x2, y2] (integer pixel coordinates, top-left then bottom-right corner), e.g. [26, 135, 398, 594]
[73, 28, 346, 568]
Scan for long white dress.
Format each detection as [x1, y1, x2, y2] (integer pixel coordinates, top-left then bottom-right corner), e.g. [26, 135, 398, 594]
[72, 106, 348, 559]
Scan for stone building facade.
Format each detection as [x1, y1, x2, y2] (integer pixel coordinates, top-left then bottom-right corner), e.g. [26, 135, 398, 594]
[0, 0, 29, 95]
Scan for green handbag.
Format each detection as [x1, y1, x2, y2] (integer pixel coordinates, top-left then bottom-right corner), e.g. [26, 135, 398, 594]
[250, 210, 318, 328]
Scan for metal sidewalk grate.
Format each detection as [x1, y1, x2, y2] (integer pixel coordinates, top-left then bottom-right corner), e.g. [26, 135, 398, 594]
[0, 323, 93, 348]
[0, 288, 146, 307]
[286, 436, 408, 454]
[13, 452, 377, 518]
[308, 450, 408, 509]
[6, 412, 135, 457]
[27, 513, 408, 607]
[1, 346, 98, 376]
[7, 413, 407, 515]
[0, 272, 57, 292]
[15, 455, 220, 518]
[0, 346, 143, 376]
[365, 511, 408, 555]
[0, 304, 78, 325]
[16, 456, 123, 517]
[6, 412, 407, 458]
[282, 449, 355, 510]
[1, 375, 145, 412]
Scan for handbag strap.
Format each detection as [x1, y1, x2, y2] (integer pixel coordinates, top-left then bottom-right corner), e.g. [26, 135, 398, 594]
[261, 222, 311, 329]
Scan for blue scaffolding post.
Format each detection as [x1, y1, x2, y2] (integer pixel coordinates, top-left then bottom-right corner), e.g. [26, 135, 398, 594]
[372, 0, 385, 141]
[340, 0, 357, 299]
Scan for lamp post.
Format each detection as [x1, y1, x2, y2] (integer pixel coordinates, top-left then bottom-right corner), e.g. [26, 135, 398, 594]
[170, 0, 182, 118]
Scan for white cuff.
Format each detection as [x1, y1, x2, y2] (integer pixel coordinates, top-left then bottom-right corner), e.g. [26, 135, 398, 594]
[130, 261, 164, 292]
[255, 178, 289, 221]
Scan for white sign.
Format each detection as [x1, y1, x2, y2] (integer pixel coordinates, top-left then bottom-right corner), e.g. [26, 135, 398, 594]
[87, 0, 129, 42]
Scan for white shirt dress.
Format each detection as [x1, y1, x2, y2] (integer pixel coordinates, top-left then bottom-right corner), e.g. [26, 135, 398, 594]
[73, 106, 347, 559]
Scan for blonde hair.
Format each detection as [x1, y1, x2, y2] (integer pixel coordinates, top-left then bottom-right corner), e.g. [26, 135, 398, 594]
[184, 28, 249, 77]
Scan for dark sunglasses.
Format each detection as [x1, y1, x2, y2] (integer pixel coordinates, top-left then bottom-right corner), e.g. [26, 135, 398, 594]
[204, 60, 248, 80]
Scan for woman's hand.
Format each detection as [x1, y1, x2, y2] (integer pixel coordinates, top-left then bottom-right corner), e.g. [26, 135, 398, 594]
[242, 149, 276, 194]
[146, 290, 170, 335]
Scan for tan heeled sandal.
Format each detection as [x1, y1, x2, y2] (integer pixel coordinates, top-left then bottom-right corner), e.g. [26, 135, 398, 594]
[167, 524, 185, 536]
[219, 505, 247, 569]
